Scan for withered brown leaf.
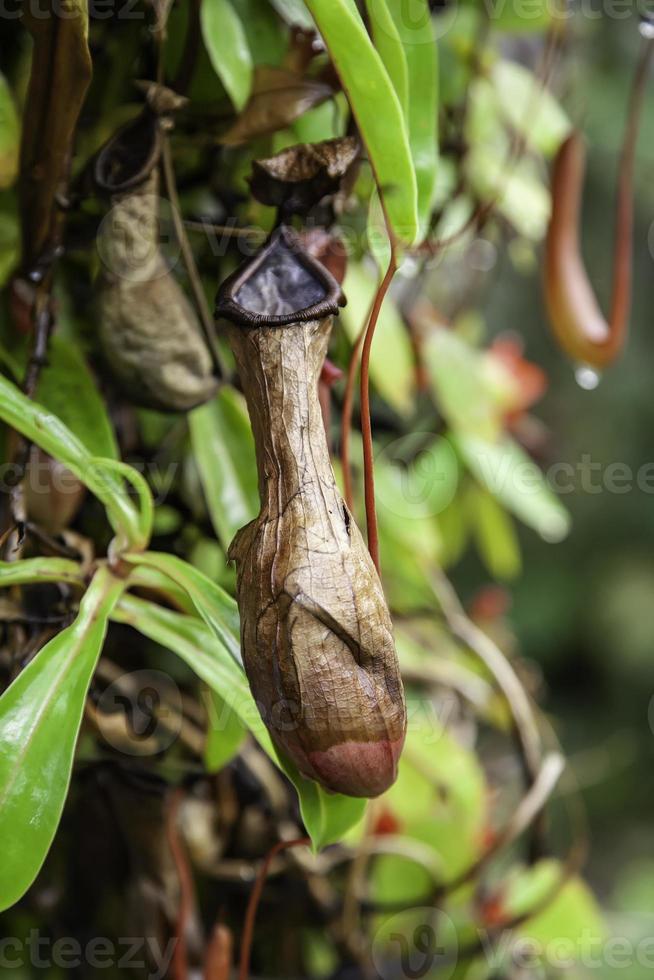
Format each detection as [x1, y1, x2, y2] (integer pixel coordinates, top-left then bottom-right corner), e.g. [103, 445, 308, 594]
[220, 68, 332, 147]
[20, 0, 92, 270]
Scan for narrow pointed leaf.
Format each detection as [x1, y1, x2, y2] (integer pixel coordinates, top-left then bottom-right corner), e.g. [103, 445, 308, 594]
[0, 566, 125, 912]
[201, 0, 253, 110]
[302, 0, 418, 243]
[386, 0, 439, 236]
[189, 386, 258, 551]
[124, 550, 242, 666]
[364, 0, 409, 114]
[0, 373, 145, 549]
[115, 591, 366, 847]
[0, 558, 83, 588]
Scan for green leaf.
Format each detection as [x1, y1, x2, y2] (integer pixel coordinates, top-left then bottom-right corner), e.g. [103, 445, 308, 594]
[0, 73, 19, 189]
[113, 592, 270, 747]
[0, 565, 125, 912]
[476, 0, 552, 31]
[385, 0, 439, 237]
[363, 0, 409, 115]
[0, 373, 147, 551]
[467, 484, 521, 580]
[268, 0, 315, 28]
[456, 433, 571, 543]
[281, 766, 367, 849]
[36, 335, 118, 460]
[123, 550, 243, 666]
[423, 325, 509, 441]
[189, 385, 259, 551]
[204, 689, 247, 771]
[201, 0, 253, 110]
[0, 194, 19, 287]
[505, 860, 607, 952]
[492, 60, 570, 157]
[302, 0, 418, 243]
[341, 263, 414, 417]
[231, 0, 286, 65]
[0, 557, 83, 588]
[115, 591, 366, 848]
[370, 722, 486, 904]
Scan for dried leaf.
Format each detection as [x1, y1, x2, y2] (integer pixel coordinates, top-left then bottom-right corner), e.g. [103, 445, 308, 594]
[220, 67, 332, 146]
[20, 0, 92, 268]
[96, 168, 217, 412]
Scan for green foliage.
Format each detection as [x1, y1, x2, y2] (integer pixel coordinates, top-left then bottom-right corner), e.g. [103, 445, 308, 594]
[0, 373, 148, 551]
[0, 6, 619, 969]
[303, 0, 419, 243]
[189, 385, 259, 550]
[0, 566, 125, 912]
[201, 0, 253, 109]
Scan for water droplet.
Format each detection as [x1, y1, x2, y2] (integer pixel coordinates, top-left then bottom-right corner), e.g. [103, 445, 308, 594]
[639, 18, 654, 38]
[575, 365, 601, 390]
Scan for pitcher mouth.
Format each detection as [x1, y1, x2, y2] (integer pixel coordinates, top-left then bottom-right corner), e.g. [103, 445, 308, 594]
[214, 224, 346, 328]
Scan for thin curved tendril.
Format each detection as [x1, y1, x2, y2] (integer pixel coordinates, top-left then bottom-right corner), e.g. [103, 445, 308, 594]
[340, 304, 370, 512]
[238, 837, 309, 980]
[360, 227, 397, 574]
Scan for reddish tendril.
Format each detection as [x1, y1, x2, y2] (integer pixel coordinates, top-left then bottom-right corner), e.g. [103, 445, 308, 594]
[359, 242, 398, 575]
[238, 837, 310, 980]
[544, 37, 653, 369]
[340, 313, 367, 512]
[166, 787, 195, 980]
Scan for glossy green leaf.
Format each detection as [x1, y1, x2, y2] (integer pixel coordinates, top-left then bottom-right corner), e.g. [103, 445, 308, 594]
[201, 0, 253, 110]
[386, 0, 439, 237]
[0, 373, 147, 550]
[113, 592, 270, 747]
[0, 565, 125, 912]
[115, 592, 365, 848]
[456, 433, 571, 543]
[124, 550, 243, 666]
[36, 335, 118, 460]
[302, 0, 418, 243]
[282, 767, 367, 849]
[204, 689, 247, 771]
[364, 0, 409, 115]
[0, 73, 19, 189]
[231, 0, 286, 65]
[0, 557, 83, 588]
[341, 263, 414, 417]
[189, 385, 258, 551]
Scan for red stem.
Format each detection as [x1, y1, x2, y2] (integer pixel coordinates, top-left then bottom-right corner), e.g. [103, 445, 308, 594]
[359, 242, 397, 575]
[237, 837, 310, 980]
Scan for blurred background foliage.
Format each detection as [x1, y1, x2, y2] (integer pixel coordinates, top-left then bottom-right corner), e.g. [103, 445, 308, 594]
[0, 5, 653, 980]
